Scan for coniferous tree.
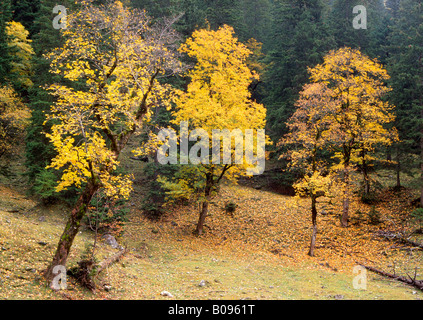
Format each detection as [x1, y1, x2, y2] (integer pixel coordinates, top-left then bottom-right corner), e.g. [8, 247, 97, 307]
[205, 0, 247, 40]
[0, 0, 13, 86]
[240, 0, 272, 44]
[11, 0, 41, 35]
[387, 0, 423, 200]
[265, 0, 334, 143]
[327, 0, 388, 61]
[24, 0, 73, 198]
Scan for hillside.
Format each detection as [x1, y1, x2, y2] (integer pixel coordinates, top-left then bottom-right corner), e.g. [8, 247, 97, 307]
[1, 157, 422, 300]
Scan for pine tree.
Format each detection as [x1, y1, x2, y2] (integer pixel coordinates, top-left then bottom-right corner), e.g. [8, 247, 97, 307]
[11, 0, 41, 35]
[264, 0, 334, 143]
[327, 0, 388, 61]
[24, 0, 72, 195]
[0, 0, 13, 86]
[387, 0, 423, 200]
[205, 0, 248, 40]
[240, 0, 272, 44]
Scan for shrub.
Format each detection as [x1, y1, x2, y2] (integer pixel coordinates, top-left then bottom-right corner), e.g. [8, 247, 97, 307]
[141, 162, 178, 220]
[32, 168, 59, 205]
[367, 206, 381, 225]
[411, 208, 423, 233]
[84, 189, 129, 237]
[224, 201, 237, 214]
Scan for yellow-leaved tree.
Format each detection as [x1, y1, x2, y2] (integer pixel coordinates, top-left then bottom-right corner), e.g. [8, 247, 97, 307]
[309, 48, 397, 227]
[6, 21, 34, 89]
[161, 25, 269, 235]
[0, 85, 30, 159]
[280, 83, 337, 256]
[281, 48, 396, 255]
[43, 0, 182, 282]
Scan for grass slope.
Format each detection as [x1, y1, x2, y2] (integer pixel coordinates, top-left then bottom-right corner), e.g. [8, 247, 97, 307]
[1, 176, 422, 300]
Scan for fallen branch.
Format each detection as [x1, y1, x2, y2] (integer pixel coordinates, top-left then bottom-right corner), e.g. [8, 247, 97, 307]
[95, 248, 127, 275]
[360, 264, 423, 291]
[374, 230, 423, 250]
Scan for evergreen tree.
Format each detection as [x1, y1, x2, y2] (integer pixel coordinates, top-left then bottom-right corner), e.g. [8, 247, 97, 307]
[386, 0, 423, 198]
[327, 0, 388, 61]
[24, 0, 73, 197]
[0, 0, 13, 86]
[240, 0, 272, 45]
[11, 0, 41, 35]
[264, 0, 334, 143]
[205, 0, 248, 40]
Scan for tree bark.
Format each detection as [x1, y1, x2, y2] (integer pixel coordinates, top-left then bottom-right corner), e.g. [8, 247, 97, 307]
[95, 248, 127, 275]
[420, 124, 423, 207]
[341, 164, 350, 227]
[396, 146, 401, 189]
[44, 183, 99, 283]
[375, 230, 423, 250]
[362, 157, 370, 196]
[196, 171, 213, 236]
[308, 195, 318, 257]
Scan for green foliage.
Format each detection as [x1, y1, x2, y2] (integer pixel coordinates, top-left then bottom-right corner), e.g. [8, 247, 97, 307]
[411, 208, 423, 232]
[24, 0, 73, 194]
[85, 189, 129, 236]
[240, 0, 272, 44]
[224, 200, 237, 214]
[0, 0, 13, 87]
[32, 168, 59, 204]
[140, 162, 178, 219]
[11, 0, 41, 35]
[264, 0, 334, 143]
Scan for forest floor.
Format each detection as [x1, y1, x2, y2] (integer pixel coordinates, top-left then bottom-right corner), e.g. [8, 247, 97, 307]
[0, 155, 423, 300]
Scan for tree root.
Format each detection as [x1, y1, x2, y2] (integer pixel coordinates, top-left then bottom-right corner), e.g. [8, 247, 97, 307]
[69, 248, 127, 292]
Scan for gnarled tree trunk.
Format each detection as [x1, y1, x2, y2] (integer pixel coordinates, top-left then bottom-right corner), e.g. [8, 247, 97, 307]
[44, 183, 99, 283]
[196, 171, 213, 236]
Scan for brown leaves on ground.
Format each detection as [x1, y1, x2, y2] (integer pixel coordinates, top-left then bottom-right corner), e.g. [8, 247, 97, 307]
[127, 183, 423, 276]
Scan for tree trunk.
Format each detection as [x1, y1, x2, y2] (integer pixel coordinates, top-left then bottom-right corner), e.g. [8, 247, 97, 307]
[196, 172, 213, 236]
[341, 163, 350, 227]
[396, 146, 401, 189]
[386, 146, 392, 162]
[363, 160, 370, 196]
[308, 195, 318, 257]
[420, 129, 423, 207]
[196, 199, 210, 236]
[44, 183, 99, 283]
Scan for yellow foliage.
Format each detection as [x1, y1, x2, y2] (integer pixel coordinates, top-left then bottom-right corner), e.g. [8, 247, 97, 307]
[45, 0, 181, 199]
[0, 86, 30, 157]
[173, 25, 270, 181]
[6, 21, 34, 88]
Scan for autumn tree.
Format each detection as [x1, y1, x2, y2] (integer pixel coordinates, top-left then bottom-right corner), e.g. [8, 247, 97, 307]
[280, 83, 336, 256]
[6, 21, 35, 92]
[307, 47, 396, 227]
[160, 25, 269, 235]
[0, 85, 30, 159]
[43, 0, 182, 282]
